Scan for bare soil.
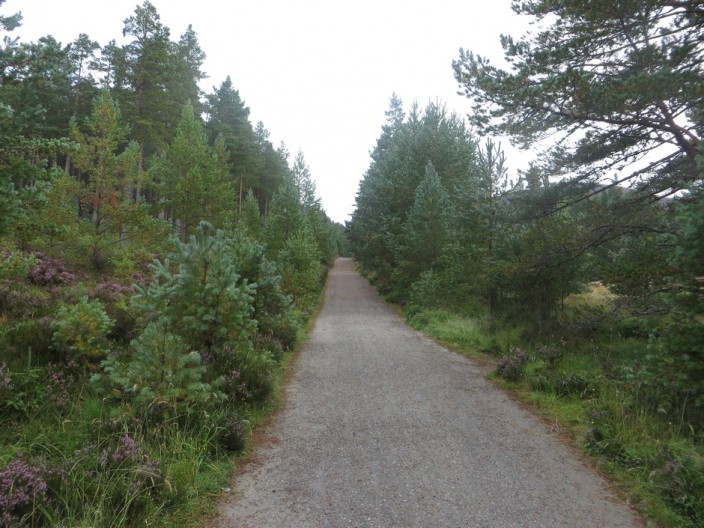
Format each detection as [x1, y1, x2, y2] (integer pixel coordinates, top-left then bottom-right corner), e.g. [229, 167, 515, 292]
[210, 258, 642, 527]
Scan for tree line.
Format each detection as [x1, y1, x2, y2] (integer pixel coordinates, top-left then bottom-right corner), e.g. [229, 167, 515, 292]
[0, 1, 345, 525]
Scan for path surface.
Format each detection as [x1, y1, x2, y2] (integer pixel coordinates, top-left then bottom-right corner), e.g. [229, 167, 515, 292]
[212, 258, 641, 527]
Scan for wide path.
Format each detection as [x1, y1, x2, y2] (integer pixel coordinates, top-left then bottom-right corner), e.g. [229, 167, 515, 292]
[213, 258, 641, 527]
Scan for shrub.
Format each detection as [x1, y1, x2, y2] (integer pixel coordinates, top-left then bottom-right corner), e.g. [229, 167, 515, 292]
[0, 283, 50, 319]
[220, 346, 275, 405]
[554, 373, 593, 398]
[0, 249, 35, 281]
[216, 412, 248, 453]
[51, 297, 114, 365]
[28, 252, 76, 286]
[94, 323, 222, 419]
[45, 361, 79, 412]
[535, 344, 564, 369]
[496, 348, 528, 382]
[0, 453, 50, 526]
[132, 222, 257, 355]
[90, 281, 140, 343]
[1, 318, 54, 361]
[0, 365, 47, 419]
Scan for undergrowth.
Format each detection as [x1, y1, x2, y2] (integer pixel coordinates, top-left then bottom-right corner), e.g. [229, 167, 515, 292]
[0, 228, 327, 527]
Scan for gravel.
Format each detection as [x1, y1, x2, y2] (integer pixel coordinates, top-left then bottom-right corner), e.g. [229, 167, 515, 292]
[211, 258, 642, 527]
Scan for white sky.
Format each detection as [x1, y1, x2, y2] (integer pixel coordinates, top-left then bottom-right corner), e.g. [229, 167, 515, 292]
[4, 0, 532, 224]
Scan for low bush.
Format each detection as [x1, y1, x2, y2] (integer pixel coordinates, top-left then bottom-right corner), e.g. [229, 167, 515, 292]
[0, 283, 51, 319]
[51, 297, 114, 365]
[93, 323, 222, 420]
[214, 411, 249, 453]
[496, 348, 528, 382]
[0, 364, 47, 419]
[554, 373, 593, 398]
[221, 347, 275, 405]
[0, 452, 51, 527]
[1, 319, 54, 363]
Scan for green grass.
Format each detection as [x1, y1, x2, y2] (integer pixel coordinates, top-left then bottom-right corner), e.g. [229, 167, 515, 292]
[407, 309, 523, 360]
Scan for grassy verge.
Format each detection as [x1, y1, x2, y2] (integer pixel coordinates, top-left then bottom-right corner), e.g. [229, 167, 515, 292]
[407, 306, 704, 528]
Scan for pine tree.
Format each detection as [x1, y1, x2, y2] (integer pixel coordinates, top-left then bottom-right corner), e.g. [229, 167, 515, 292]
[113, 1, 176, 169]
[453, 0, 703, 197]
[264, 177, 302, 259]
[133, 221, 257, 356]
[172, 25, 206, 115]
[71, 91, 130, 267]
[395, 162, 451, 294]
[156, 101, 235, 240]
[239, 188, 262, 240]
[206, 77, 261, 211]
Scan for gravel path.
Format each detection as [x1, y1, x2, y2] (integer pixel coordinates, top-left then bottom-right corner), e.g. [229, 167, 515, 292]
[212, 258, 642, 527]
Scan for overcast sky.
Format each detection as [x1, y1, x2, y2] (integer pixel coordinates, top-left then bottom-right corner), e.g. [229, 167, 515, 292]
[4, 0, 532, 223]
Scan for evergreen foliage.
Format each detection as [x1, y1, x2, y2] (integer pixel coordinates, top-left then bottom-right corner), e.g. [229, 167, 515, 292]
[452, 0, 703, 197]
[51, 296, 114, 365]
[154, 101, 234, 240]
[133, 222, 257, 356]
[0, 3, 340, 525]
[94, 322, 219, 417]
[349, 5, 704, 525]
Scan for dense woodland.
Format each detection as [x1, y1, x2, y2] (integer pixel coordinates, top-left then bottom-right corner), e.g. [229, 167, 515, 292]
[349, 1, 703, 525]
[0, 1, 345, 525]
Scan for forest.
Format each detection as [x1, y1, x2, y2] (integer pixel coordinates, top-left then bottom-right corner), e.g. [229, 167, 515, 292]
[0, 0, 346, 525]
[348, 1, 703, 526]
[1, 0, 703, 526]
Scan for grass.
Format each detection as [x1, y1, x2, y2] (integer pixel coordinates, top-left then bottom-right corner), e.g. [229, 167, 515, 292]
[408, 295, 704, 528]
[406, 309, 523, 361]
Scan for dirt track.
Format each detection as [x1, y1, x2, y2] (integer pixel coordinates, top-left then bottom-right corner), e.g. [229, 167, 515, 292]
[211, 258, 641, 527]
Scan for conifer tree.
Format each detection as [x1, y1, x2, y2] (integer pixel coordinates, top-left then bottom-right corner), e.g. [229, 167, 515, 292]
[156, 101, 234, 240]
[264, 177, 302, 259]
[113, 1, 179, 169]
[453, 0, 703, 197]
[206, 77, 261, 210]
[395, 162, 451, 294]
[239, 188, 262, 240]
[133, 221, 257, 356]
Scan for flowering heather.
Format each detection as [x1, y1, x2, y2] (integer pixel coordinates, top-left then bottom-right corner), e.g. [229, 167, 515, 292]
[28, 252, 76, 286]
[219, 413, 247, 452]
[0, 363, 10, 390]
[223, 368, 253, 402]
[99, 435, 141, 467]
[111, 435, 139, 464]
[94, 281, 135, 297]
[130, 271, 149, 288]
[46, 363, 77, 410]
[0, 454, 49, 521]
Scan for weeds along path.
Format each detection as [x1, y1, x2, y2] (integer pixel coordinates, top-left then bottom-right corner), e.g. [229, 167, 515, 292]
[212, 258, 641, 528]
